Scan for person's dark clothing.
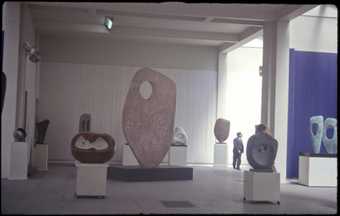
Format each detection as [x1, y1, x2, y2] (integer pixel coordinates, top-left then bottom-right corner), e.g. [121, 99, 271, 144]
[233, 137, 244, 169]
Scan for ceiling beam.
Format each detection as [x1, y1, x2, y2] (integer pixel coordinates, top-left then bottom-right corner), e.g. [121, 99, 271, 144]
[219, 27, 262, 53]
[35, 21, 240, 43]
[277, 4, 319, 21]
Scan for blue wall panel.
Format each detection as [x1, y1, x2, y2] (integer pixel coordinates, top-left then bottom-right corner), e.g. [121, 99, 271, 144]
[287, 49, 337, 179]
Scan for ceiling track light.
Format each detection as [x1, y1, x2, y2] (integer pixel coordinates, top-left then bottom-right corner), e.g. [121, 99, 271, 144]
[104, 16, 113, 31]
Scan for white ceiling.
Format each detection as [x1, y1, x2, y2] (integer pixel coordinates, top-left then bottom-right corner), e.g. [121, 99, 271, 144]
[27, 2, 317, 47]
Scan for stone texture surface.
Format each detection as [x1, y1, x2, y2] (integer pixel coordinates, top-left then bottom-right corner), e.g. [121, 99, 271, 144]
[214, 119, 230, 143]
[246, 133, 278, 170]
[122, 67, 176, 168]
[71, 132, 115, 163]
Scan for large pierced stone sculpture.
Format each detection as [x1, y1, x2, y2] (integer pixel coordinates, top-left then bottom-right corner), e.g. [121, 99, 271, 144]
[172, 126, 188, 146]
[322, 118, 337, 154]
[122, 67, 176, 168]
[246, 133, 278, 170]
[310, 115, 324, 154]
[214, 118, 230, 143]
[71, 132, 115, 163]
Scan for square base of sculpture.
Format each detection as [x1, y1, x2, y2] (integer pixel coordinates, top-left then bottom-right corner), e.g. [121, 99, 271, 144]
[169, 145, 187, 166]
[75, 162, 108, 197]
[298, 153, 337, 187]
[9, 142, 29, 180]
[243, 170, 280, 204]
[214, 143, 228, 166]
[32, 144, 48, 171]
[108, 165, 193, 181]
[122, 143, 169, 166]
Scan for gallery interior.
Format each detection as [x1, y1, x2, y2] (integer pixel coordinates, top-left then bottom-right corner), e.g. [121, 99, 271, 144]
[1, 2, 337, 214]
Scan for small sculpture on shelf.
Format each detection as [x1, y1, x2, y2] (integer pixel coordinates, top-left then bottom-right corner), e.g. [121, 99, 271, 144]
[35, 119, 50, 144]
[322, 117, 337, 154]
[13, 128, 27, 142]
[71, 132, 115, 163]
[310, 115, 324, 154]
[171, 126, 188, 146]
[246, 124, 278, 171]
[214, 118, 230, 144]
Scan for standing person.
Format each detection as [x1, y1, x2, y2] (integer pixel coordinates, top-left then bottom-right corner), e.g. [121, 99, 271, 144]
[233, 132, 244, 170]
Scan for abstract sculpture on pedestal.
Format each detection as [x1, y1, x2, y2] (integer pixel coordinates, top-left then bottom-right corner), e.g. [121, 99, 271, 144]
[171, 126, 188, 146]
[122, 67, 176, 168]
[310, 115, 324, 154]
[13, 128, 27, 142]
[79, 113, 91, 133]
[246, 124, 278, 171]
[35, 119, 50, 144]
[71, 132, 115, 163]
[322, 118, 337, 154]
[214, 118, 230, 143]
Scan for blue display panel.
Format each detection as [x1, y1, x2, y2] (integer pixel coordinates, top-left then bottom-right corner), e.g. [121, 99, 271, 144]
[287, 49, 337, 179]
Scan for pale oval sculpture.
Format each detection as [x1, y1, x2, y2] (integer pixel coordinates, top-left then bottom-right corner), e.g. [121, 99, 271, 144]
[310, 115, 324, 154]
[122, 67, 176, 168]
[322, 117, 337, 154]
[214, 118, 230, 143]
[172, 126, 188, 146]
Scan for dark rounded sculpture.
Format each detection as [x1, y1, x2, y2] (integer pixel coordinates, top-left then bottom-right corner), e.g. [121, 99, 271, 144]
[246, 132, 278, 170]
[35, 119, 50, 144]
[214, 118, 230, 143]
[13, 128, 27, 142]
[71, 132, 115, 163]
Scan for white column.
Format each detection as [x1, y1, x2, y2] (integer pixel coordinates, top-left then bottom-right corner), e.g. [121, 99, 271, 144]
[274, 20, 290, 183]
[216, 52, 227, 119]
[262, 20, 290, 183]
[1, 2, 21, 179]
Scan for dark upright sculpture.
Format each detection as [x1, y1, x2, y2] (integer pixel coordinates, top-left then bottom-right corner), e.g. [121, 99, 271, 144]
[246, 124, 278, 171]
[1, 71, 6, 115]
[79, 113, 91, 132]
[214, 118, 230, 143]
[122, 67, 176, 168]
[35, 119, 50, 144]
[71, 132, 115, 163]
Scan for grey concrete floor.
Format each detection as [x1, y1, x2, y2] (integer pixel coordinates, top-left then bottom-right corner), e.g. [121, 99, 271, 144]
[1, 164, 337, 214]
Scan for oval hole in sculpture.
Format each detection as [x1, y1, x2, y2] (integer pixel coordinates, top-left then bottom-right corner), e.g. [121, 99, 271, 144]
[312, 123, 319, 135]
[326, 126, 334, 138]
[139, 81, 153, 100]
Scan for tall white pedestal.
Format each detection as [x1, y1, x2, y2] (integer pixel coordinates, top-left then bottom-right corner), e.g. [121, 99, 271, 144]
[32, 144, 48, 171]
[122, 144, 169, 166]
[169, 145, 187, 166]
[243, 170, 280, 204]
[75, 162, 108, 197]
[298, 154, 337, 187]
[9, 142, 29, 180]
[214, 143, 227, 166]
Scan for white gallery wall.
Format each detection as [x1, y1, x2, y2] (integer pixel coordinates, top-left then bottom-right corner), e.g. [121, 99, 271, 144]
[38, 34, 218, 164]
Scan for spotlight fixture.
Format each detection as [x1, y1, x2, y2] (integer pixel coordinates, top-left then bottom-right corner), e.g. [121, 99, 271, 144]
[104, 17, 113, 30]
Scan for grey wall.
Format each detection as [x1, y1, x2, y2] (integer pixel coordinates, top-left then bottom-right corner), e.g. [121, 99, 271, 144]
[38, 34, 218, 164]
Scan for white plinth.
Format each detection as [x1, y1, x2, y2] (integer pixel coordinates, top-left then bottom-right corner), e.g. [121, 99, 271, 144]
[122, 144, 169, 166]
[214, 143, 227, 166]
[169, 145, 187, 166]
[9, 142, 29, 180]
[32, 144, 48, 171]
[243, 170, 280, 204]
[298, 155, 337, 187]
[75, 162, 108, 197]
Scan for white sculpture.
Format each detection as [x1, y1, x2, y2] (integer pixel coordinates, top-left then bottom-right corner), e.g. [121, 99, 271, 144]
[322, 118, 337, 154]
[172, 126, 188, 146]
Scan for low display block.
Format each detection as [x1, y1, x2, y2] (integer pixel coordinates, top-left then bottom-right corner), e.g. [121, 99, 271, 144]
[298, 153, 337, 187]
[9, 142, 29, 180]
[214, 143, 228, 166]
[122, 143, 169, 166]
[32, 144, 48, 171]
[75, 162, 109, 197]
[243, 170, 280, 204]
[108, 165, 193, 181]
[169, 145, 187, 166]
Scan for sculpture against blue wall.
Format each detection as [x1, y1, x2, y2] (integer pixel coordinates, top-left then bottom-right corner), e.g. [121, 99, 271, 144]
[287, 49, 337, 179]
